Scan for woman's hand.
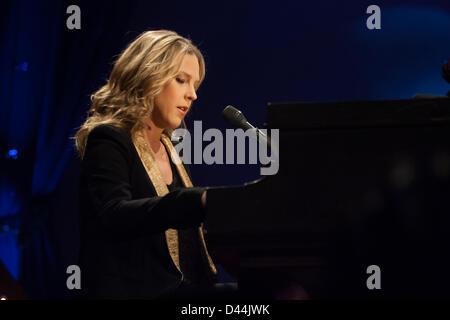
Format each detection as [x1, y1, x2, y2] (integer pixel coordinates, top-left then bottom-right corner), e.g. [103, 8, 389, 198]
[201, 190, 207, 207]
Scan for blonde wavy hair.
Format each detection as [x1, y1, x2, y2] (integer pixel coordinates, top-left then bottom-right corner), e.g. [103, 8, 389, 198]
[74, 30, 205, 158]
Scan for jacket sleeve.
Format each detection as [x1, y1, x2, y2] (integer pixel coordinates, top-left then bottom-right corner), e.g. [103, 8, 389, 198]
[81, 125, 206, 237]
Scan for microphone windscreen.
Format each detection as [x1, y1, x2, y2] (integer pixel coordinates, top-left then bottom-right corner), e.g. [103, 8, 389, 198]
[222, 105, 249, 129]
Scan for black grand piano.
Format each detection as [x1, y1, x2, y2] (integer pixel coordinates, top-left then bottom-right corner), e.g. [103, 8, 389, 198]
[205, 97, 450, 299]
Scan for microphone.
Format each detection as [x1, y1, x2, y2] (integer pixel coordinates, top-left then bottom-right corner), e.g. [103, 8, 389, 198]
[222, 105, 254, 131]
[221, 105, 271, 149]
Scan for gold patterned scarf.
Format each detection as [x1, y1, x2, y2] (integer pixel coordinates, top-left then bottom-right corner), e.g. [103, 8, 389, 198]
[132, 129, 217, 280]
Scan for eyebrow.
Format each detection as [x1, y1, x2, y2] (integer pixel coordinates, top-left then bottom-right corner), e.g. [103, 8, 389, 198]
[178, 71, 200, 85]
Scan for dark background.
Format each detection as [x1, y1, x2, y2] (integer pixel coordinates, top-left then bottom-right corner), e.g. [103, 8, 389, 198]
[0, 0, 449, 298]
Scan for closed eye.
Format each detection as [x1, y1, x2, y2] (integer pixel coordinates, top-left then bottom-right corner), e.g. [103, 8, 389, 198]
[176, 77, 185, 84]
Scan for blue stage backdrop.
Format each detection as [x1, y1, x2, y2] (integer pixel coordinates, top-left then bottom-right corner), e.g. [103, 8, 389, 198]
[1, 0, 449, 298]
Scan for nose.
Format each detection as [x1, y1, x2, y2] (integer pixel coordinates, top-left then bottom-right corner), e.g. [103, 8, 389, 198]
[186, 85, 197, 102]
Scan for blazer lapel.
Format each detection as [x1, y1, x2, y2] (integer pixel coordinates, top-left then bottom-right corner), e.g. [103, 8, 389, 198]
[133, 130, 217, 280]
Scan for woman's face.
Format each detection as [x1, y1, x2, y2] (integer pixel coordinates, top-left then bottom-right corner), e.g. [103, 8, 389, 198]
[151, 53, 200, 130]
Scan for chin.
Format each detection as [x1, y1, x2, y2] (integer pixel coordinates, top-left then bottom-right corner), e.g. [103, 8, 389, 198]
[168, 119, 183, 130]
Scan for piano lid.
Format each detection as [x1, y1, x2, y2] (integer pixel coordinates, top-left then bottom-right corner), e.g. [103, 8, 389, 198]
[266, 98, 450, 129]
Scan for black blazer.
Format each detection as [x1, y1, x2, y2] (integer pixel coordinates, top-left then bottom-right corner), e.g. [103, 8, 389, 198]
[78, 124, 208, 299]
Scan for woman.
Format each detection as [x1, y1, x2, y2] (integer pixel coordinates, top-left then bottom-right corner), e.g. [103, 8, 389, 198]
[74, 30, 217, 299]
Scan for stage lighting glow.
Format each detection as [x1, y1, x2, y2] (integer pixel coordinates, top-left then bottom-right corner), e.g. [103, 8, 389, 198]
[6, 149, 18, 160]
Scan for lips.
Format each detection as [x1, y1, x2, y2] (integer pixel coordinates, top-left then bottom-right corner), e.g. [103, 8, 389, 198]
[177, 106, 188, 115]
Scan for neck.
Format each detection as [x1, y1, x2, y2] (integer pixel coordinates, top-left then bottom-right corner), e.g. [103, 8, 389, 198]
[144, 120, 165, 153]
